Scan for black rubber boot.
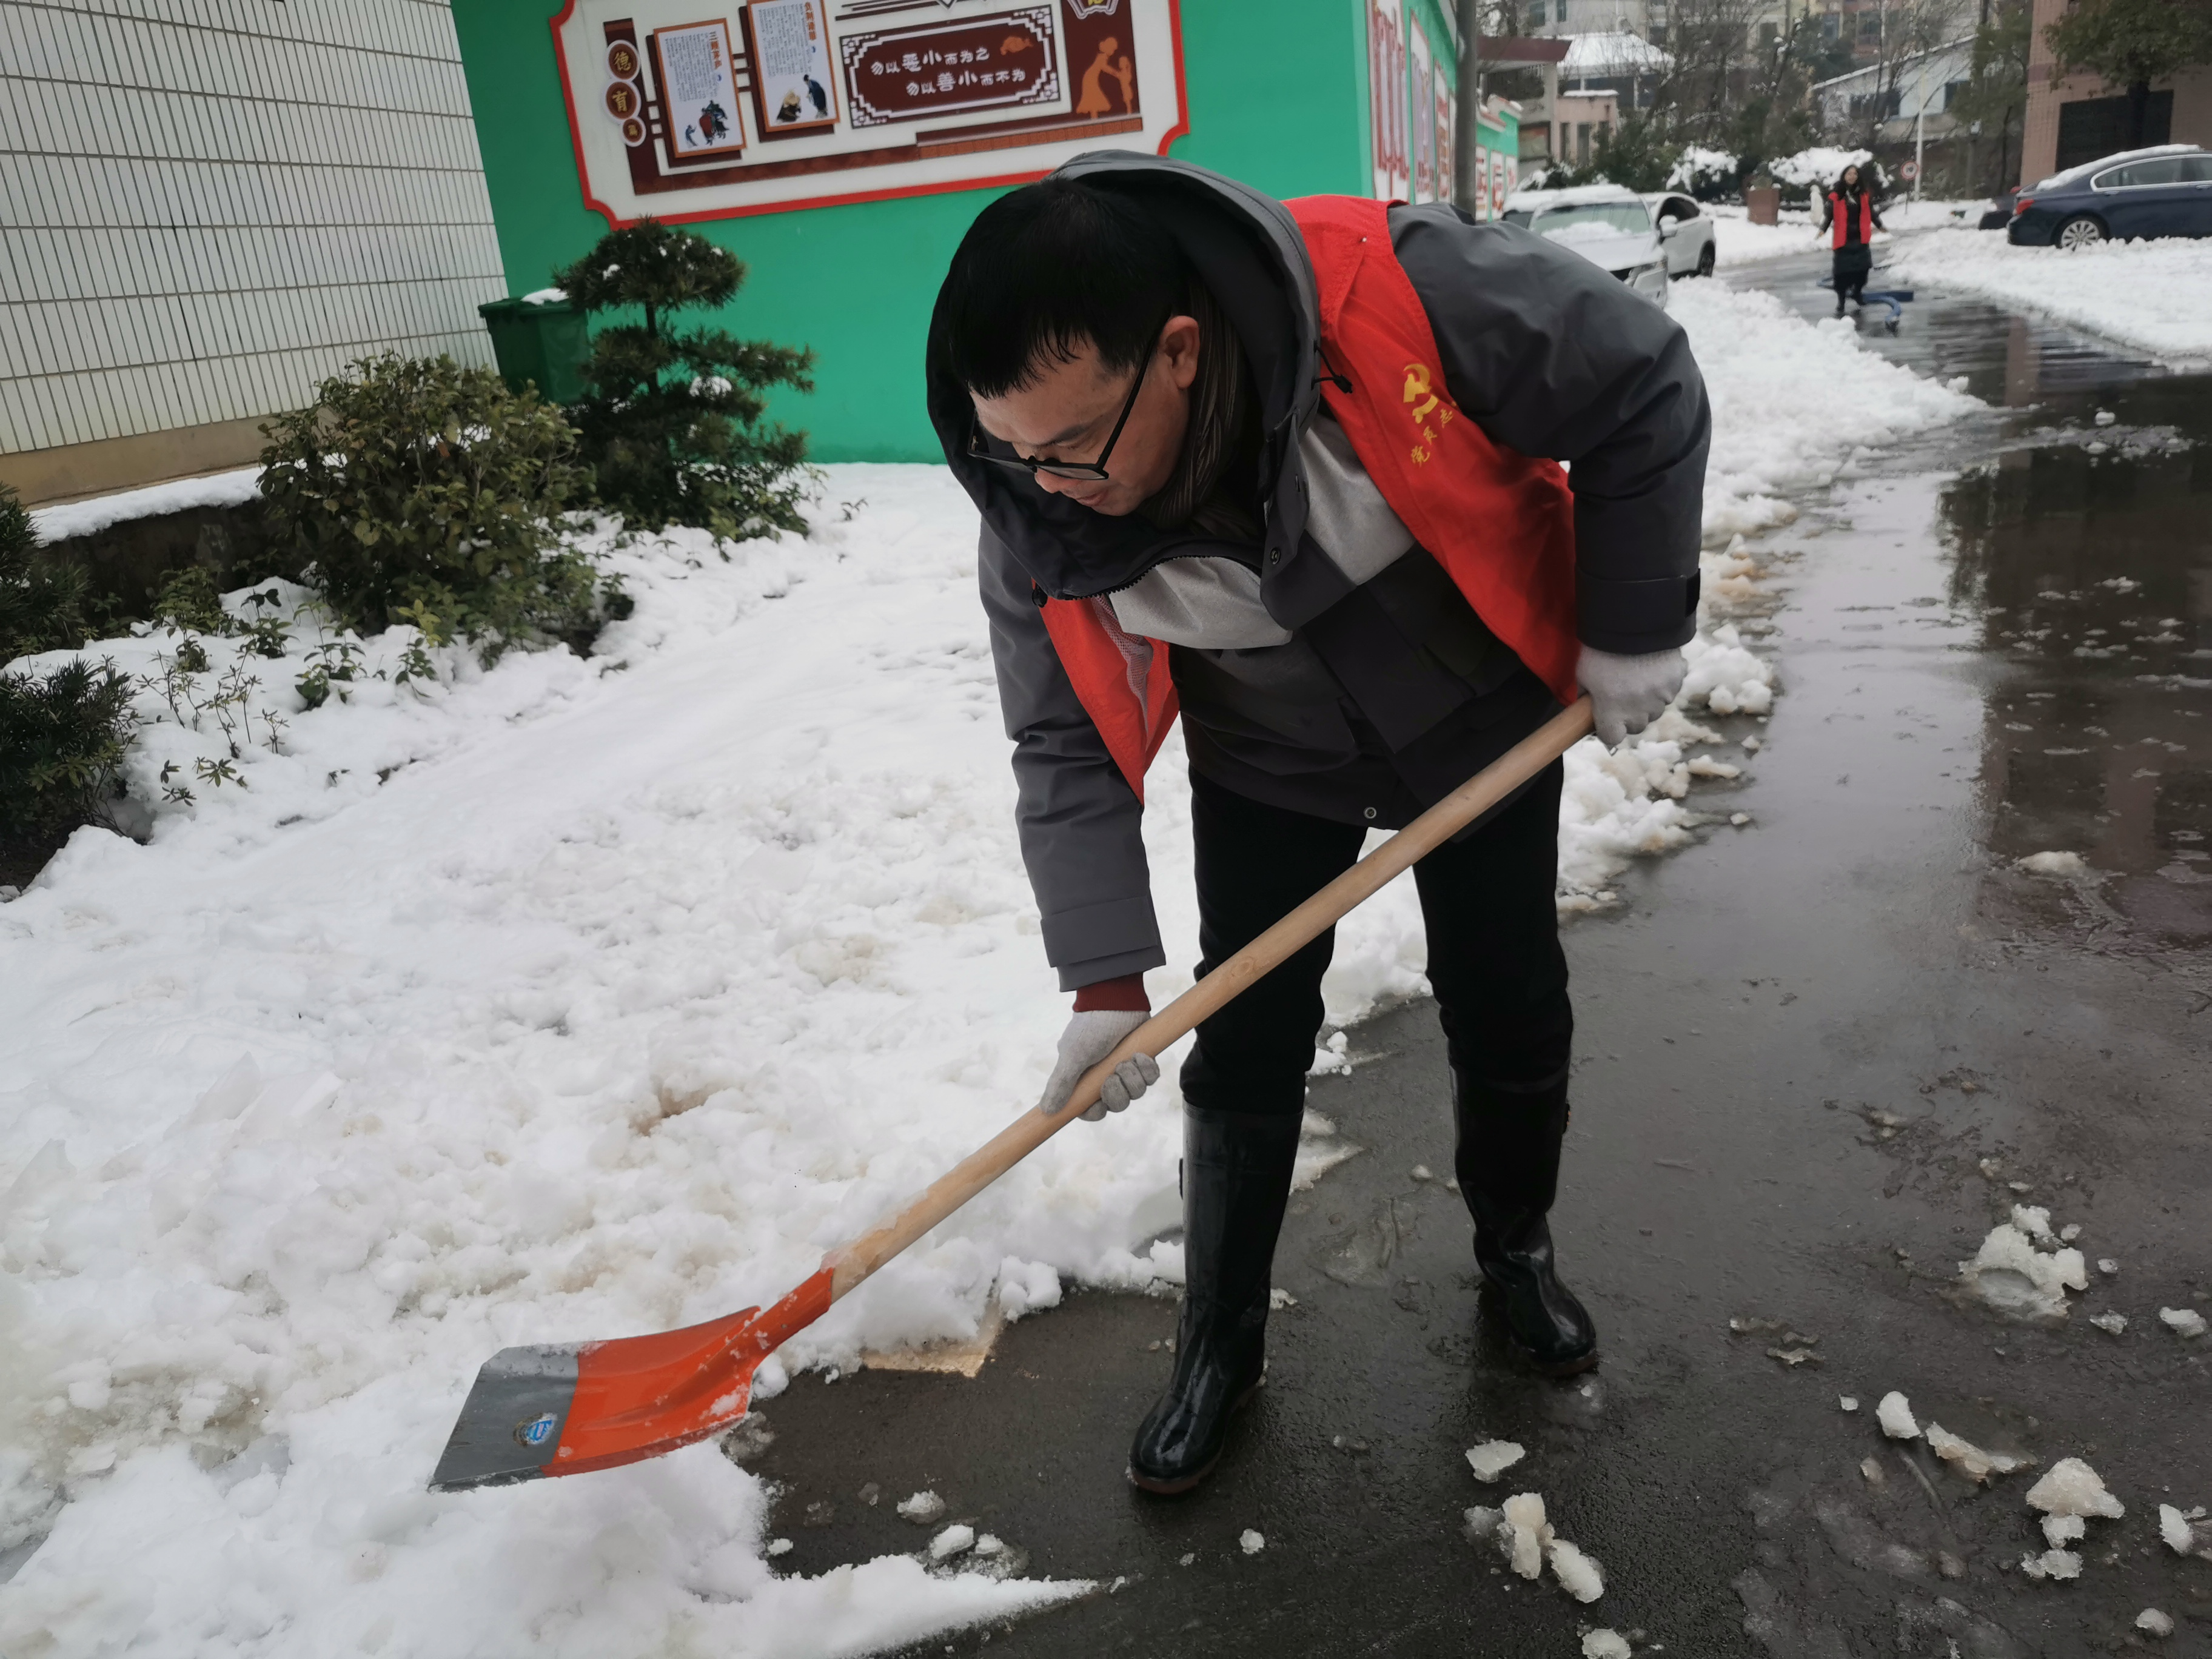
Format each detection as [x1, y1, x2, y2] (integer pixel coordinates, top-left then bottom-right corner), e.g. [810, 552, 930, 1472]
[1453, 1073, 1599, 1376]
[1128, 1107, 1302, 1494]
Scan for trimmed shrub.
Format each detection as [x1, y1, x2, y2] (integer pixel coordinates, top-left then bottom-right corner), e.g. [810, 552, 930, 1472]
[258, 354, 602, 655]
[0, 656, 137, 839]
[1, 484, 136, 845]
[558, 220, 817, 541]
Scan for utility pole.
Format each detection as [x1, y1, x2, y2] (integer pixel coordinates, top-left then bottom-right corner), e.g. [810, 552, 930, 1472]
[1455, 0, 1484, 215]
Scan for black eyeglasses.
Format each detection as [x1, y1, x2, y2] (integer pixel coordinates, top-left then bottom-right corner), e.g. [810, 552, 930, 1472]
[967, 324, 1166, 482]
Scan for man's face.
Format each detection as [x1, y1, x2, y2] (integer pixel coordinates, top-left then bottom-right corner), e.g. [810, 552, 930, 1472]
[970, 315, 1201, 517]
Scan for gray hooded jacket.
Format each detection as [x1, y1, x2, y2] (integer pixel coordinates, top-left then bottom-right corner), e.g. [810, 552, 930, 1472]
[925, 155, 1710, 990]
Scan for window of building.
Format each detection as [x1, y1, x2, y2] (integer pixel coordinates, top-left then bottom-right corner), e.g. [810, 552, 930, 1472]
[1759, 21, 1778, 44]
[1857, 12, 1882, 39]
[1820, 10, 1839, 36]
[1577, 121, 1592, 163]
[2056, 91, 2173, 170]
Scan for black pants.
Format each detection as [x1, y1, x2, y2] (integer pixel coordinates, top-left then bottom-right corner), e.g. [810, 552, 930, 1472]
[1832, 244, 1872, 306]
[1178, 763, 1573, 1118]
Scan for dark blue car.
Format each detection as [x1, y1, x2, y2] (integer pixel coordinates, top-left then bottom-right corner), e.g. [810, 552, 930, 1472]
[2009, 145, 2212, 248]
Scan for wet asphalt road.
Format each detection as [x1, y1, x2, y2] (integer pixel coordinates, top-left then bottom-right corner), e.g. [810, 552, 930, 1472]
[746, 250, 2212, 1657]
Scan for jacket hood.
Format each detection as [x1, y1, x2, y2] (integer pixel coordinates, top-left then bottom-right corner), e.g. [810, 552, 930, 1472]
[927, 153, 1332, 617]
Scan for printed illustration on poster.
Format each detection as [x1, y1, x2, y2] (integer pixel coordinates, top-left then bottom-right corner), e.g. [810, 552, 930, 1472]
[652, 18, 746, 161]
[744, 0, 837, 136]
[551, 0, 1185, 224]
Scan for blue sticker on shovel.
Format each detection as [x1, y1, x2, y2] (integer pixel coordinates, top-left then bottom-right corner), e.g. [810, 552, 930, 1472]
[515, 1412, 559, 1449]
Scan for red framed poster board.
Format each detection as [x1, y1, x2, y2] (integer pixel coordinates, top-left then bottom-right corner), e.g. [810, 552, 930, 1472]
[552, 0, 1188, 226]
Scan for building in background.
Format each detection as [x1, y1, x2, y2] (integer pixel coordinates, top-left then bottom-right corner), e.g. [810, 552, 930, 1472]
[2019, 0, 2212, 182]
[0, 2, 508, 505]
[1811, 36, 1974, 143]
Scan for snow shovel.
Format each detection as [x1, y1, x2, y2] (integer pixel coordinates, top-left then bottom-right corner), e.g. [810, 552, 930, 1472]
[428, 695, 1596, 1492]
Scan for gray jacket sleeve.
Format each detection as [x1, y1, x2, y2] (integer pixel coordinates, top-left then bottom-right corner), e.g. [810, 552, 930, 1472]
[1389, 203, 1711, 655]
[979, 525, 1167, 990]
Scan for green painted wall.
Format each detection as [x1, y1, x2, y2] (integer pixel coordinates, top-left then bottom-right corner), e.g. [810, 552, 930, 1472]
[452, 3, 1372, 463]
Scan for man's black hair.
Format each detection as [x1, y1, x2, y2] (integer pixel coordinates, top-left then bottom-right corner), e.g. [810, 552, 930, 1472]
[942, 178, 1187, 397]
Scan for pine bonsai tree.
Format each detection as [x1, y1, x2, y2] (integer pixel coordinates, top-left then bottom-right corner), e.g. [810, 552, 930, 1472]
[557, 220, 817, 540]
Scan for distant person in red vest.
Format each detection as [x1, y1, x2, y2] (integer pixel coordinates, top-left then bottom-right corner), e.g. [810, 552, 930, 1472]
[1820, 163, 1886, 316]
[927, 156, 1709, 1494]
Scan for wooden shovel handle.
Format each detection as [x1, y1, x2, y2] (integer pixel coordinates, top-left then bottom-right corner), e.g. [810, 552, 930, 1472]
[824, 696, 1595, 1300]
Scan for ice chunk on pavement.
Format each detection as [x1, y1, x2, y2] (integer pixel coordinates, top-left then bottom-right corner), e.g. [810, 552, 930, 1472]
[2159, 1503, 2212, 1558]
[1465, 1440, 1527, 1483]
[998, 1257, 1063, 1321]
[2137, 1608, 2174, 1637]
[930, 1524, 976, 1560]
[2011, 1204, 2054, 1242]
[2026, 1457, 2125, 1520]
[2098, 1258, 2119, 1275]
[1959, 1222, 2087, 1317]
[1877, 1391, 1920, 1439]
[1501, 1492, 1550, 1580]
[1838, 1395, 1859, 1412]
[1463, 1504, 1504, 1547]
[2017, 851, 2088, 876]
[974, 1534, 1003, 1557]
[2059, 1223, 2081, 1242]
[2019, 1548, 2082, 1581]
[2158, 1306, 2207, 1338]
[1239, 1529, 1265, 1555]
[1925, 1423, 2033, 1483]
[2041, 1513, 2086, 1547]
[896, 1490, 947, 1524]
[1547, 1537, 1605, 1603]
[2089, 1310, 2127, 1334]
[766, 1538, 793, 1557]
[1584, 1633, 1632, 1659]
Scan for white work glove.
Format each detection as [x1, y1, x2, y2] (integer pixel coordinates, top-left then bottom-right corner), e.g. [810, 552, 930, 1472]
[1577, 645, 1687, 748]
[1037, 1009, 1159, 1122]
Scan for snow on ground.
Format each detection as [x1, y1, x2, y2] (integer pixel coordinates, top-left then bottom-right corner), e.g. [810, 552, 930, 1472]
[1706, 200, 1981, 269]
[0, 277, 1975, 1656]
[1672, 277, 1977, 544]
[1886, 227, 2212, 362]
[28, 465, 263, 541]
[1708, 204, 1825, 266]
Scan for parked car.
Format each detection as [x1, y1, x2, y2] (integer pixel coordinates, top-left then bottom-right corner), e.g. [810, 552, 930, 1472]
[1501, 185, 1671, 306]
[2008, 144, 2212, 248]
[1642, 192, 1718, 277]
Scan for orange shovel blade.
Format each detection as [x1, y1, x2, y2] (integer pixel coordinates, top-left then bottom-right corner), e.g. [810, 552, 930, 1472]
[429, 1267, 832, 1491]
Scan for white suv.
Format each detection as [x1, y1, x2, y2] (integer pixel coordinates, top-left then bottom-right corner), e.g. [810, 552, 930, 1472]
[1501, 184, 1671, 307]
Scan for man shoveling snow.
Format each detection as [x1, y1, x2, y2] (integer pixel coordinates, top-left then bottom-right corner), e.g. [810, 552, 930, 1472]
[929, 155, 1708, 1493]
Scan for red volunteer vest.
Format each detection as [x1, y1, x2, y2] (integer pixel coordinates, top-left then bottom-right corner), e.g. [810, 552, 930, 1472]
[1829, 190, 1875, 247]
[1037, 193, 1578, 797]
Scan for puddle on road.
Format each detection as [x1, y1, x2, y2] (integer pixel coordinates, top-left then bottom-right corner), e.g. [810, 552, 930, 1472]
[1738, 255, 2212, 946]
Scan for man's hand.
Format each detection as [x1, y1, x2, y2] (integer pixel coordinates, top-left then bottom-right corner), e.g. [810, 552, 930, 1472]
[1578, 645, 1687, 748]
[1039, 1009, 1159, 1121]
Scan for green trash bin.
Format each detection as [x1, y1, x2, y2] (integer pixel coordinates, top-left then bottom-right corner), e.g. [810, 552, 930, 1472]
[478, 296, 591, 404]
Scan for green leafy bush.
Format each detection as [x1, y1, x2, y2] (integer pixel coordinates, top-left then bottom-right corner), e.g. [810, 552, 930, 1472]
[2, 484, 136, 845]
[1, 486, 92, 662]
[0, 657, 138, 838]
[150, 566, 229, 635]
[258, 354, 603, 656]
[558, 220, 817, 540]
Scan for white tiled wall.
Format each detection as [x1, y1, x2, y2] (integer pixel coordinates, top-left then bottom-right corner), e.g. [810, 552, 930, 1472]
[0, 0, 508, 457]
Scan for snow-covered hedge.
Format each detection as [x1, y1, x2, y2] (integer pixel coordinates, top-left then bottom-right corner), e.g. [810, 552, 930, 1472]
[1668, 146, 1741, 199]
[1770, 146, 1886, 194]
